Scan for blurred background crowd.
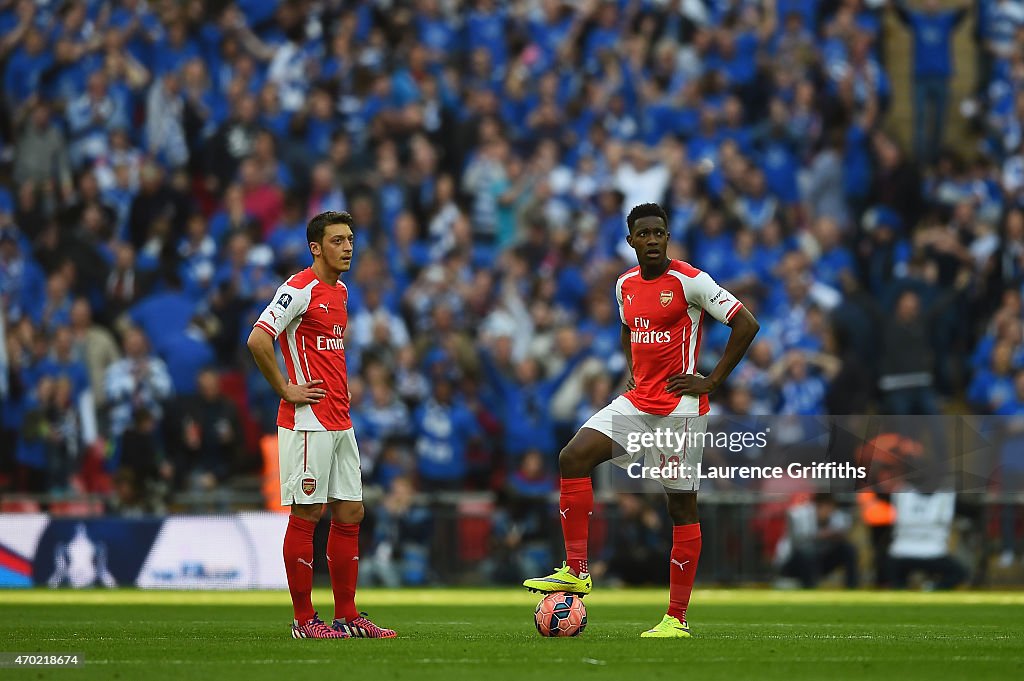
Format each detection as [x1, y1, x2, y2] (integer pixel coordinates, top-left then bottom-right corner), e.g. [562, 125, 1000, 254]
[0, 0, 1023, 586]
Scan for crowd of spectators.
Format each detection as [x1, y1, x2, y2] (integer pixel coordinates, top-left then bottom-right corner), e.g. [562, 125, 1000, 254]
[0, 0, 1022, 572]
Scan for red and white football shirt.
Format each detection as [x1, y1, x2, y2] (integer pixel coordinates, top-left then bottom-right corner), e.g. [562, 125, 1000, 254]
[616, 259, 743, 416]
[254, 268, 351, 431]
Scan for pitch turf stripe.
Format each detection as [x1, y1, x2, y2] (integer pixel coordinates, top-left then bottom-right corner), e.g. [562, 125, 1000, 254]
[78, 655, 1023, 665]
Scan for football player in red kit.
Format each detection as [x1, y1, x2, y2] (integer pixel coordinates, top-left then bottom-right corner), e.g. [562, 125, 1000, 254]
[523, 203, 759, 638]
[248, 211, 396, 639]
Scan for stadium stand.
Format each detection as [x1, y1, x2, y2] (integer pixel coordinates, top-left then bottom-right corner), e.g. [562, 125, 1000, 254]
[1, 0, 1022, 584]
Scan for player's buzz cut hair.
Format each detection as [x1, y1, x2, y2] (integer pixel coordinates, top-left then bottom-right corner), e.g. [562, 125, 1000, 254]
[626, 203, 669, 233]
[307, 210, 354, 248]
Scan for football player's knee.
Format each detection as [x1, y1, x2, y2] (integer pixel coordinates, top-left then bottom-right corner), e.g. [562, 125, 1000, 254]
[558, 444, 587, 475]
[292, 504, 324, 523]
[338, 502, 364, 525]
[667, 494, 698, 524]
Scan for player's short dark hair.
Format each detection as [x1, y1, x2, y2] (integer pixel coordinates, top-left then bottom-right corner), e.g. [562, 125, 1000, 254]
[626, 203, 669, 233]
[307, 211, 353, 246]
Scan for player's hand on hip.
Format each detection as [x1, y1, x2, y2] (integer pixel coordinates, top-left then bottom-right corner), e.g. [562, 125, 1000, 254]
[624, 376, 636, 392]
[666, 372, 715, 396]
[282, 379, 326, 404]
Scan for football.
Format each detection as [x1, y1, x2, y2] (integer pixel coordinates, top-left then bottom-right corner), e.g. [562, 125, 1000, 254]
[534, 592, 587, 637]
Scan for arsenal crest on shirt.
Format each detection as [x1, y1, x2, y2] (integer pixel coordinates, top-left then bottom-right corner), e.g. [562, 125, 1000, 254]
[660, 290, 673, 307]
[302, 478, 316, 495]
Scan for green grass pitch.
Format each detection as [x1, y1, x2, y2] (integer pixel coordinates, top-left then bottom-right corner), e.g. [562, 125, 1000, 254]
[2, 589, 1022, 680]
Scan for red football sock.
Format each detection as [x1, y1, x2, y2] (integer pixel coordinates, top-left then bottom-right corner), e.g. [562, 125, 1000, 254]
[283, 515, 316, 623]
[560, 477, 593, 575]
[328, 521, 360, 622]
[668, 523, 701, 622]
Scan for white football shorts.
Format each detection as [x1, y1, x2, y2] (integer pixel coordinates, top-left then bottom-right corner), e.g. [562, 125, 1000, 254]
[581, 395, 708, 491]
[278, 427, 362, 505]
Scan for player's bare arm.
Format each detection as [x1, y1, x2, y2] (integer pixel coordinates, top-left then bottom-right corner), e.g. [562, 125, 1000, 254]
[621, 323, 635, 391]
[666, 307, 759, 397]
[246, 328, 326, 405]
